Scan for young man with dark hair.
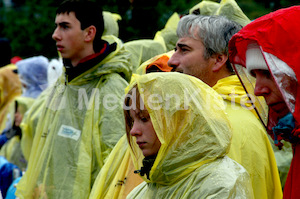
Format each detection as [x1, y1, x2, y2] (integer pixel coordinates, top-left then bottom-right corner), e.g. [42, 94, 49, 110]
[15, 0, 132, 198]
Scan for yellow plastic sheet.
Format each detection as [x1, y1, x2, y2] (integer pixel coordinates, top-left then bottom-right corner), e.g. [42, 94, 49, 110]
[153, 12, 180, 52]
[20, 90, 50, 161]
[189, 0, 219, 15]
[89, 135, 144, 199]
[103, 11, 121, 37]
[16, 35, 131, 199]
[124, 39, 166, 73]
[189, 0, 251, 27]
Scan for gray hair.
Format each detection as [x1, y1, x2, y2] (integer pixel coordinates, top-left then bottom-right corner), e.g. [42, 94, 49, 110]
[177, 14, 242, 60]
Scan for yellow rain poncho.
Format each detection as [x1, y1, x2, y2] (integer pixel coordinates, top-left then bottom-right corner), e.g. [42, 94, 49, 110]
[103, 11, 121, 37]
[189, 0, 219, 15]
[15, 35, 132, 199]
[130, 54, 281, 198]
[126, 72, 253, 198]
[134, 51, 174, 75]
[213, 75, 282, 199]
[189, 0, 251, 27]
[153, 12, 180, 52]
[124, 39, 166, 73]
[0, 64, 22, 132]
[0, 96, 35, 170]
[20, 88, 50, 161]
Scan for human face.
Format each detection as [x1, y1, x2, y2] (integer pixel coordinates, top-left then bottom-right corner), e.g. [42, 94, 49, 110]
[14, 107, 23, 127]
[253, 69, 289, 118]
[52, 12, 87, 66]
[129, 108, 161, 157]
[168, 36, 216, 86]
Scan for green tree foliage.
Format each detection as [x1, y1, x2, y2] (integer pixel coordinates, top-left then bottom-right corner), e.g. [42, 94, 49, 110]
[0, 0, 59, 59]
[0, 0, 298, 59]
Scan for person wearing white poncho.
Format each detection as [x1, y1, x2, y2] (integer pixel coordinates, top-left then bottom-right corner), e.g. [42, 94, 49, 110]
[124, 72, 253, 198]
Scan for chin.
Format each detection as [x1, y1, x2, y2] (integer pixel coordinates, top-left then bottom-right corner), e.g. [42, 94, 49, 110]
[271, 107, 290, 119]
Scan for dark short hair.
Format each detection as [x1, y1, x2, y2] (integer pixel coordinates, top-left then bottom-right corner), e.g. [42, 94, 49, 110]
[56, 0, 104, 52]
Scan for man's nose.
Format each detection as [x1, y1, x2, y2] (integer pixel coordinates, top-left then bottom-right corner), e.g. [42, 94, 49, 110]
[167, 55, 179, 71]
[52, 28, 60, 41]
[254, 78, 270, 97]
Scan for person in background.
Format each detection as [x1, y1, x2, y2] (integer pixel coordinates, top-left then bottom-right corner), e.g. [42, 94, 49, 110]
[167, 14, 282, 198]
[0, 37, 22, 134]
[153, 12, 180, 52]
[15, 0, 131, 198]
[124, 39, 166, 73]
[0, 67, 21, 135]
[16, 56, 49, 99]
[0, 156, 22, 198]
[189, 0, 251, 27]
[0, 96, 35, 171]
[228, 5, 300, 198]
[102, 11, 121, 38]
[0, 56, 49, 165]
[125, 72, 254, 198]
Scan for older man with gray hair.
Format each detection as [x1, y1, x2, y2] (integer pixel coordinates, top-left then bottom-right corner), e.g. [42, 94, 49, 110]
[168, 14, 282, 199]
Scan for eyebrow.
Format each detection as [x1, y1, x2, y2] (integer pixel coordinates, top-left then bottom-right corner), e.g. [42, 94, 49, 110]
[55, 22, 70, 27]
[177, 43, 189, 49]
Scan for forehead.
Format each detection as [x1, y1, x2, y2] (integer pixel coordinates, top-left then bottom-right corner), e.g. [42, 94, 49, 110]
[252, 69, 271, 77]
[55, 12, 79, 25]
[176, 36, 205, 49]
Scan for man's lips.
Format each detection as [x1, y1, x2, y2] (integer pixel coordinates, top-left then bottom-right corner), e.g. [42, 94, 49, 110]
[268, 101, 289, 115]
[268, 101, 286, 109]
[56, 45, 64, 51]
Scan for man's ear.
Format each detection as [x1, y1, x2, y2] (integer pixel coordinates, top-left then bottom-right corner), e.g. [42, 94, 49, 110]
[212, 54, 228, 72]
[84, 25, 96, 42]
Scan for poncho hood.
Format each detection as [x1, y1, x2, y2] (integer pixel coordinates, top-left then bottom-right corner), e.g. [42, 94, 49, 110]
[127, 72, 231, 185]
[229, 6, 300, 130]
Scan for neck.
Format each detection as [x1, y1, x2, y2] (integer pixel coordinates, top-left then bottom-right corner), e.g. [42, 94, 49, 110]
[71, 46, 95, 67]
[209, 68, 232, 87]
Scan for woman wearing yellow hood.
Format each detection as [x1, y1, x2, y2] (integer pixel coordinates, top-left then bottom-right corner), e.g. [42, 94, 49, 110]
[124, 72, 253, 198]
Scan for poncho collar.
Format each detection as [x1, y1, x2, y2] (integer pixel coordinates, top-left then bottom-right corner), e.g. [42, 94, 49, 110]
[63, 41, 116, 82]
[213, 75, 255, 112]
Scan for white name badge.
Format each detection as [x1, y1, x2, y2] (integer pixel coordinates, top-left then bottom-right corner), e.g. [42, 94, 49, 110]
[58, 125, 81, 141]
